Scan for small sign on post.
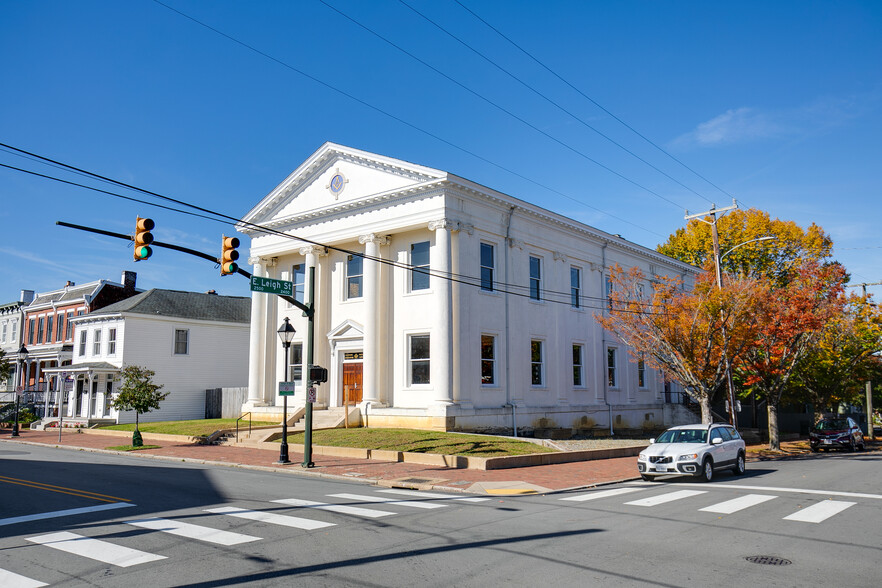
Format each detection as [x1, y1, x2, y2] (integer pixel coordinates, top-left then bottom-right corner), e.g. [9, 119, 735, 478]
[307, 387, 316, 403]
[250, 276, 294, 296]
[279, 381, 296, 396]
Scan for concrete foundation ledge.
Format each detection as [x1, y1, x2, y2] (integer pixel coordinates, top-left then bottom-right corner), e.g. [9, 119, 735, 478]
[78, 428, 210, 445]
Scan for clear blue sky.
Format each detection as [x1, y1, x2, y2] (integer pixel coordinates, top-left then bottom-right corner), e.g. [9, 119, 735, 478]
[1, 0, 880, 303]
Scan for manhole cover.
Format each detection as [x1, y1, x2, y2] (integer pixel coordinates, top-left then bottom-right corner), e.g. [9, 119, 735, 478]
[745, 556, 792, 566]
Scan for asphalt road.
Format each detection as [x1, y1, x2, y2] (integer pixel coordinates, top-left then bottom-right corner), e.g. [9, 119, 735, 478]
[1, 443, 880, 587]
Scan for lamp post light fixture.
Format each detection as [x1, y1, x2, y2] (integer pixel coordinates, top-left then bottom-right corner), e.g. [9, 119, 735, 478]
[12, 345, 28, 437]
[276, 317, 296, 465]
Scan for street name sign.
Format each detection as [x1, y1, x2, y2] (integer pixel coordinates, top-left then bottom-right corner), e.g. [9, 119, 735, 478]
[279, 382, 296, 396]
[251, 276, 293, 296]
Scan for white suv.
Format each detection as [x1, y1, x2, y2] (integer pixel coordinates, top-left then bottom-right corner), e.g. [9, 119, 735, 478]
[637, 423, 746, 482]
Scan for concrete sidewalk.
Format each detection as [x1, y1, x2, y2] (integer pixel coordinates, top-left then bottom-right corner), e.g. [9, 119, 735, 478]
[1, 427, 639, 495]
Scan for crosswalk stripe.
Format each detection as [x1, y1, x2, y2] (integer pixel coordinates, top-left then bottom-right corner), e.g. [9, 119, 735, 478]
[205, 506, 334, 530]
[699, 494, 777, 514]
[625, 490, 707, 507]
[328, 493, 447, 509]
[377, 489, 490, 502]
[125, 517, 260, 545]
[560, 487, 645, 502]
[783, 500, 856, 523]
[272, 498, 394, 518]
[0, 568, 48, 588]
[26, 531, 166, 567]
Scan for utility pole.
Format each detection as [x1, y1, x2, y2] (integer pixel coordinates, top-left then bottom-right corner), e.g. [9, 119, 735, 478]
[845, 281, 882, 298]
[685, 200, 739, 427]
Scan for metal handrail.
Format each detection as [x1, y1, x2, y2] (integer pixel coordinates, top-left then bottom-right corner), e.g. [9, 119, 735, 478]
[235, 412, 251, 442]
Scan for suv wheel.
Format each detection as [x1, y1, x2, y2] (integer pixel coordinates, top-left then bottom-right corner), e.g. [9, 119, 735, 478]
[699, 458, 714, 482]
[640, 474, 654, 482]
[733, 453, 746, 476]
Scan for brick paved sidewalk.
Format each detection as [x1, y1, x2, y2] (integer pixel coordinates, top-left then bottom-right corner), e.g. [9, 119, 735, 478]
[1, 428, 638, 495]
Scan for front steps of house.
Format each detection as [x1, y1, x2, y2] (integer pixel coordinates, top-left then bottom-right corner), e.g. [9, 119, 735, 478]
[220, 406, 362, 446]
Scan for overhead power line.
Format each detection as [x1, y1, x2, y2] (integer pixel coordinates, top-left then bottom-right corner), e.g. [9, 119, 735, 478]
[0, 143, 665, 314]
[149, 0, 664, 239]
[453, 0, 739, 204]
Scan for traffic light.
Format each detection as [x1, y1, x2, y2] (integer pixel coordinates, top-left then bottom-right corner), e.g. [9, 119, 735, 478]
[134, 217, 154, 261]
[221, 235, 239, 275]
[308, 365, 328, 384]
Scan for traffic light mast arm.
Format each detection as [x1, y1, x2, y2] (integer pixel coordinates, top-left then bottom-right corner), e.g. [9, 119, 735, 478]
[56, 220, 314, 315]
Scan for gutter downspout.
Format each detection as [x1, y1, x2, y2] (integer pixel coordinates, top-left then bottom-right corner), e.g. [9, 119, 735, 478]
[601, 241, 614, 436]
[504, 206, 516, 437]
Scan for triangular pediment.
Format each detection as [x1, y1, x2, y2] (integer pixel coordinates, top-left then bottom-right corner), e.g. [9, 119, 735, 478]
[240, 142, 446, 231]
[327, 319, 364, 342]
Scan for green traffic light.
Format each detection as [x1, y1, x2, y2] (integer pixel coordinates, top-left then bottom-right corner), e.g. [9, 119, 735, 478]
[222, 261, 238, 275]
[135, 245, 152, 260]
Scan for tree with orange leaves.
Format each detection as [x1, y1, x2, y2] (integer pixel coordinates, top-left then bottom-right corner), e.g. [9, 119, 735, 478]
[596, 264, 764, 424]
[740, 260, 846, 450]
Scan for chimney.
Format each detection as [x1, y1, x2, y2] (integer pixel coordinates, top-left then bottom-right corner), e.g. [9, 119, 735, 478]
[20, 290, 35, 304]
[122, 271, 137, 294]
[65, 281, 75, 288]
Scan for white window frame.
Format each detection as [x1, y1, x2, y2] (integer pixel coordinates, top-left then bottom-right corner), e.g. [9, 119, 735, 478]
[292, 263, 306, 305]
[480, 242, 495, 292]
[174, 329, 189, 355]
[409, 241, 431, 292]
[92, 329, 101, 356]
[408, 333, 431, 386]
[78, 331, 87, 357]
[570, 266, 582, 309]
[289, 342, 303, 384]
[529, 256, 542, 301]
[572, 343, 585, 387]
[481, 334, 496, 387]
[346, 254, 364, 300]
[108, 328, 117, 356]
[530, 339, 544, 387]
[638, 357, 647, 388]
[607, 347, 618, 388]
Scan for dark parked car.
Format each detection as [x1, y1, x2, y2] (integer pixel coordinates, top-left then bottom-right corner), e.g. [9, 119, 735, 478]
[809, 417, 865, 452]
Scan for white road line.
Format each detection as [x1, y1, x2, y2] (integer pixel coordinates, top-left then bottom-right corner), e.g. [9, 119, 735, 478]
[26, 531, 166, 567]
[205, 506, 334, 530]
[699, 494, 777, 514]
[328, 493, 447, 509]
[783, 500, 857, 523]
[0, 502, 136, 527]
[560, 487, 645, 502]
[125, 517, 260, 545]
[377, 489, 490, 502]
[627, 481, 882, 500]
[273, 498, 394, 518]
[0, 568, 48, 588]
[625, 490, 707, 507]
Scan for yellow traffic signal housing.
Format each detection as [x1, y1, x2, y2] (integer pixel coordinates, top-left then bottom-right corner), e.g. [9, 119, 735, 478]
[221, 235, 239, 275]
[134, 217, 154, 261]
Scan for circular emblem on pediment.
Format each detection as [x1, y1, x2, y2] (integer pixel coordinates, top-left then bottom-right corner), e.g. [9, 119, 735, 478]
[327, 169, 348, 199]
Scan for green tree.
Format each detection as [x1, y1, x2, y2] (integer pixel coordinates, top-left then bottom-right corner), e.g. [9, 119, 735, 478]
[791, 294, 882, 414]
[657, 208, 833, 285]
[110, 365, 168, 447]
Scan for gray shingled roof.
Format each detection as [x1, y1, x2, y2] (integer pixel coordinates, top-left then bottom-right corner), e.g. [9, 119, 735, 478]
[29, 281, 106, 306]
[87, 289, 250, 323]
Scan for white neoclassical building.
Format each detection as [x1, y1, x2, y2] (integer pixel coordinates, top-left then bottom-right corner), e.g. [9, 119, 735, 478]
[240, 143, 696, 435]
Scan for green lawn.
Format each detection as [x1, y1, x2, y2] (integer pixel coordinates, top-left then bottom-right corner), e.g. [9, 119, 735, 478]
[97, 418, 278, 437]
[282, 428, 557, 457]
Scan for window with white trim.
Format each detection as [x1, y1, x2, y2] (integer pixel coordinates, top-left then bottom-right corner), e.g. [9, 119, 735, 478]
[607, 348, 618, 387]
[346, 254, 363, 299]
[108, 328, 117, 355]
[570, 267, 581, 308]
[410, 241, 430, 291]
[529, 256, 542, 301]
[481, 335, 496, 385]
[531, 340, 544, 386]
[289, 342, 303, 383]
[292, 264, 306, 304]
[78, 331, 87, 357]
[56, 313, 64, 341]
[65, 313, 74, 340]
[174, 329, 189, 355]
[37, 316, 44, 344]
[93, 329, 101, 355]
[572, 344, 584, 387]
[480, 243, 494, 292]
[1, 322, 6, 343]
[46, 315, 54, 343]
[638, 357, 646, 388]
[409, 334, 430, 385]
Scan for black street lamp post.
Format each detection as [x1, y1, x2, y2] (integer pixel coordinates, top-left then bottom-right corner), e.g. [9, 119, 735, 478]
[12, 345, 28, 437]
[276, 318, 296, 464]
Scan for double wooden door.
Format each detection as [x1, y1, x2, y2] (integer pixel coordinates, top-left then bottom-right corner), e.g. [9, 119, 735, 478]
[342, 363, 363, 403]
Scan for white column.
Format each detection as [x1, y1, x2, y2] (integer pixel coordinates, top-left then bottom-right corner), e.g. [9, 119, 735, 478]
[359, 234, 388, 405]
[246, 258, 267, 406]
[300, 246, 328, 406]
[429, 220, 456, 405]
